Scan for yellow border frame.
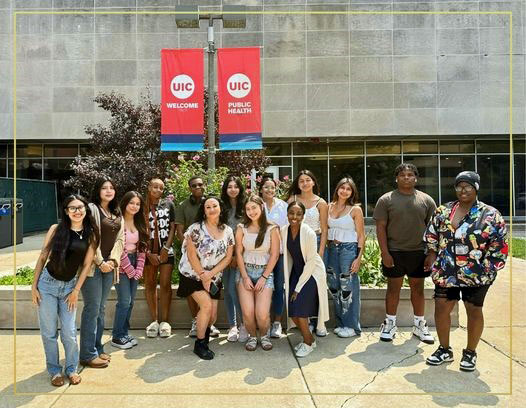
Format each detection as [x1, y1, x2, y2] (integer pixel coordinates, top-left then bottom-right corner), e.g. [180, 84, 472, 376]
[11, 9, 514, 397]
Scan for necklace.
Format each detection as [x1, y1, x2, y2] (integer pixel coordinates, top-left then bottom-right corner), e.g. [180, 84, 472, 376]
[72, 229, 84, 240]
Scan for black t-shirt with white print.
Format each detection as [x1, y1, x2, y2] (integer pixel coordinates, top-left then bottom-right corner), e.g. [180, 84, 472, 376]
[148, 198, 176, 256]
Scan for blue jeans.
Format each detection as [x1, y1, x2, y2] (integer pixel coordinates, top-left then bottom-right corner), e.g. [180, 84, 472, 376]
[80, 267, 113, 361]
[326, 242, 361, 333]
[112, 254, 138, 339]
[37, 267, 79, 376]
[271, 255, 284, 317]
[223, 266, 242, 326]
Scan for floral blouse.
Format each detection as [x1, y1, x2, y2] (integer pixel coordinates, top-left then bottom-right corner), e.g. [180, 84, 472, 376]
[178, 222, 235, 284]
[424, 200, 508, 287]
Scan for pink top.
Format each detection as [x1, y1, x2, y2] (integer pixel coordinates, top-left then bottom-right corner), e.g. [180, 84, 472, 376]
[125, 229, 139, 253]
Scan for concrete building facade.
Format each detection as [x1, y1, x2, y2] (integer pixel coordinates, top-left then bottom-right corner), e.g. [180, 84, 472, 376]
[0, 0, 525, 218]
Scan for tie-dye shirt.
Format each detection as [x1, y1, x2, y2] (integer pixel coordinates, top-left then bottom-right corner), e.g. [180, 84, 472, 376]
[424, 200, 508, 287]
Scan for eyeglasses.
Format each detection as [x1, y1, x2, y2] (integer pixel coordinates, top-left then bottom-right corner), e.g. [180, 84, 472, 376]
[67, 205, 86, 213]
[190, 183, 204, 188]
[455, 185, 475, 193]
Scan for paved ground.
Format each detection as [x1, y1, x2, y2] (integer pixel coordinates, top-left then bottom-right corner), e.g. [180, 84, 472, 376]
[0, 235, 524, 408]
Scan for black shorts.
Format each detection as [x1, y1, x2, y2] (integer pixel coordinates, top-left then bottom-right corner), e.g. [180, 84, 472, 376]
[382, 250, 429, 279]
[434, 285, 490, 307]
[176, 274, 222, 300]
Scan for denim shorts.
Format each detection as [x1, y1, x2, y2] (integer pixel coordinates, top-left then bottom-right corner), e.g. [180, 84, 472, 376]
[236, 263, 274, 290]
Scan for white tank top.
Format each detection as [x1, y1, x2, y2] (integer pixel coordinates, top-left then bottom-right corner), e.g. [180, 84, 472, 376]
[295, 195, 321, 234]
[328, 206, 358, 243]
[241, 225, 274, 265]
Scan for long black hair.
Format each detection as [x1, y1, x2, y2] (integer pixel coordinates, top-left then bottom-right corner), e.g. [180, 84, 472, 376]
[120, 191, 149, 253]
[221, 175, 245, 220]
[286, 169, 320, 200]
[195, 196, 229, 230]
[46, 194, 100, 276]
[91, 177, 120, 215]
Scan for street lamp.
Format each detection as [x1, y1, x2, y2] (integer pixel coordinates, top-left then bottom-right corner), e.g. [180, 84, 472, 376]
[175, 5, 246, 175]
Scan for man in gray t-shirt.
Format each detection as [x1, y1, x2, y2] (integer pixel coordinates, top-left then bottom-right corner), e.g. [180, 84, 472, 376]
[373, 163, 436, 344]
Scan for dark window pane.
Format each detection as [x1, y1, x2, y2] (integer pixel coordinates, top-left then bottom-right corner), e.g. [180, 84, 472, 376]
[263, 142, 291, 156]
[15, 144, 42, 158]
[515, 154, 525, 216]
[329, 142, 364, 155]
[8, 159, 43, 179]
[0, 159, 6, 177]
[440, 140, 474, 153]
[477, 155, 510, 216]
[44, 159, 76, 207]
[366, 141, 401, 155]
[366, 156, 401, 217]
[294, 141, 327, 155]
[513, 139, 525, 154]
[440, 155, 476, 204]
[328, 157, 365, 206]
[293, 157, 328, 201]
[44, 144, 79, 158]
[403, 141, 438, 154]
[476, 140, 510, 154]
[7, 144, 13, 158]
[269, 156, 291, 166]
[279, 167, 292, 181]
[79, 144, 92, 156]
[403, 155, 439, 204]
[0, 145, 6, 159]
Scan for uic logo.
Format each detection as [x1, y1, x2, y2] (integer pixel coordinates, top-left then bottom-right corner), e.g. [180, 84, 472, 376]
[227, 73, 251, 99]
[171, 74, 194, 99]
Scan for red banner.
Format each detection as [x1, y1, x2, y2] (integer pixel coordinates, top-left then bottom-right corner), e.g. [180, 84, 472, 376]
[217, 47, 262, 150]
[161, 49, 204, 151]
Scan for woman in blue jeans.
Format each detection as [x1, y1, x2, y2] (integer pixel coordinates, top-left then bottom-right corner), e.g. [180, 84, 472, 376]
[220, 175, 247, 342]
[31, 194, 99, 386]
[111, 191, 148, 349]
[81, 178, 124, 368]
[326, 177, 365, 338]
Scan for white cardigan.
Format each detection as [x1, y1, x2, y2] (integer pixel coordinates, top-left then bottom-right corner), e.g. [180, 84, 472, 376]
[281, 223, 330, 332]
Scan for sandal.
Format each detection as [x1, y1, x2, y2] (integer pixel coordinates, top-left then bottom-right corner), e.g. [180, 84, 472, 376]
[68, 373, 82, 385]
[245, 336, 258, 351]
[260, 335, 273, 351]
[146, 321, 159, 338]
[51, 374, 64, 387]
[159, 321, 172, 338]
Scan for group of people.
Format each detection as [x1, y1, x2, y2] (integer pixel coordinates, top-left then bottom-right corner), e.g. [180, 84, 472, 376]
[30, 164, 508, 386]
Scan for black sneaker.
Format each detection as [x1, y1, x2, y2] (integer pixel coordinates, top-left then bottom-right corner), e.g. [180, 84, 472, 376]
[111, 337, 133, 350]
[426, 345, 454, 366]
[193, 338, 214, 360]
[459, 349, 477, 372]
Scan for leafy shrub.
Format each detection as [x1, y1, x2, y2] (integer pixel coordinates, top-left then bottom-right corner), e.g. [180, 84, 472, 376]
[0, 266, 35, 285]
[358, 234, 387, 287]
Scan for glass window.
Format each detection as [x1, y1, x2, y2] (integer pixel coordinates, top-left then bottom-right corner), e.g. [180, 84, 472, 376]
[329, 142, 364, 156]
[366, 156, 401, 216]
[44, 159, 76, 206]
[513, 139, 525, 154]
[0, 159, 6, 177]
[8, 159, 43, 179]
[0, 145, 6, 159]
[515, 154, 525, 216]
[403, 141, 438, 154]
[403, 155, 439, 204]
[440, 140, 474, 153]
[79, 144, 91, 156]
[293, 157, 329, 201]
[294, 141, 327, 156]
[328, 157, 365, 205]
[440, 155, 476, 204]
[269, 156, 291, 166]
[477, 155, 510, 216]
[44, 144, 79, 158]
[16, 144, 43, 158]
[366, 142, 401, 155]
[263, 142, 291, 156]
[476, 140, 510, 154]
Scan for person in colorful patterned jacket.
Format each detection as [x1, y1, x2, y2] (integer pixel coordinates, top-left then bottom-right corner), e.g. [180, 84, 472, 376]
[424, 171, 508, 372]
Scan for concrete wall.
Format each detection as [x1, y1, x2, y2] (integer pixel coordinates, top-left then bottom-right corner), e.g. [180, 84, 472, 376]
[0, 285, 459, 329]
[0, 0, 525, 141]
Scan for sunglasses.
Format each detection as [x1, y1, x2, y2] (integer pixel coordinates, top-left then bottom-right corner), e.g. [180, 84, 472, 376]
[455, 185, 475, 193]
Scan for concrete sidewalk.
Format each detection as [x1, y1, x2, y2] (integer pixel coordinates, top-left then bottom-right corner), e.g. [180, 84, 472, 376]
[1, 258, 525, 408]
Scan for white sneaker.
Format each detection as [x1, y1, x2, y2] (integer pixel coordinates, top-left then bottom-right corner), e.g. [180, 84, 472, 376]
[379, 319, 397, 342]
[294, 340, 317, 352]
[413, 320, 435, 344]
[333, 327, 342, 335]
[210, 325, 220, 337]
[146, 321, 159, 338]
[227, 326, 239, 342]
[295, 342, 315, 357]
[308, 324, 315, 333]
[270, 322, 282, 338]
[159, 321, 171, 338]
[337, 327, 358, 338]
[315, 327, 328, 337]
[238, 325, 249, 343]
[188, 318, 197, 338]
